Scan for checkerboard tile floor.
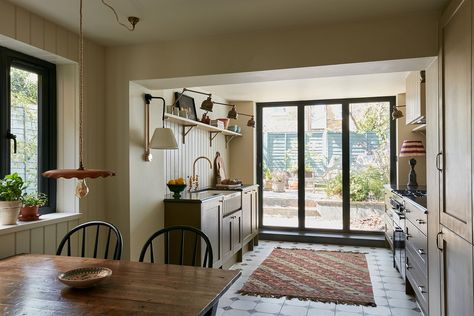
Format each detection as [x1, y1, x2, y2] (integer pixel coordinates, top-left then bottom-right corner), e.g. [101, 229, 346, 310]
[217, 241, 422, 316]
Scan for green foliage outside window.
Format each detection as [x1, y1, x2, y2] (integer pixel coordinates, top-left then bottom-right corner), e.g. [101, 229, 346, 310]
[325, 166, 387, 201]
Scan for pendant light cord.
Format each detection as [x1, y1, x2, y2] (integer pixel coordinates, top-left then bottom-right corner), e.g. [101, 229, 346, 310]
[79, 0, 84, 170]
[101, 0, 138, 31]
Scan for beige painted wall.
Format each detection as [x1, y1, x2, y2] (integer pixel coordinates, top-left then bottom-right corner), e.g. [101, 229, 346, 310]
[105, 9, 440, 259]
[0, 0, 107, 222]
[126, 86, 234, 260]
[229, 101, 256, 184]
[396, 94, 427, 186]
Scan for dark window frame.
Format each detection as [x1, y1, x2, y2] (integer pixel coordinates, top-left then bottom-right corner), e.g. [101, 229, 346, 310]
[256, 96, 396, 234]
[0, 46, 57, 214]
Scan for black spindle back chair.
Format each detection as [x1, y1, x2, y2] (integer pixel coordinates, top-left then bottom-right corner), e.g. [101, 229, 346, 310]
[139, 225, 214, 268]
[56, 221, 123, 260]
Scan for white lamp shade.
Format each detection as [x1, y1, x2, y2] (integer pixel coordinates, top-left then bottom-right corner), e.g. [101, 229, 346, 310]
[149, 128, 178, 149]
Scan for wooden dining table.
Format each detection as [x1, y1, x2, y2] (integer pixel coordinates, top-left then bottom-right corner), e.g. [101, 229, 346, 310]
[0, 254, 241, 315]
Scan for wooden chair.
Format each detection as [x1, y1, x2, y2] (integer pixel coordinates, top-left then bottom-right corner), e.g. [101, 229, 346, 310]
[56, 221, 123, 260]
[139, 225, 214, 268]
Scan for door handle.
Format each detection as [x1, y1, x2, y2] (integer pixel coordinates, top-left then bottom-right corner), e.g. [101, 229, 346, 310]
[418, 285, 427, 294]
[7, 131, 17, 154]
[436, 152, 443, 172]
[436, 231, 443, 252]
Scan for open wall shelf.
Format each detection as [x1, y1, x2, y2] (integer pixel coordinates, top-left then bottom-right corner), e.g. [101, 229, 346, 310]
[412, 123, 426, 133]
[164, 113, 241, 147]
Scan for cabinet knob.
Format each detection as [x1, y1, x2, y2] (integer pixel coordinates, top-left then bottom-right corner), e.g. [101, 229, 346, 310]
[405, 263, 412, 270]
[418, 248, 425, 255]
[406, 233, 412, 240]
[415, 219, 425, 225]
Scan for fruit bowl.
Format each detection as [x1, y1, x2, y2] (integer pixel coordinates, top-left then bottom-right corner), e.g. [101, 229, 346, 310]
[167, 184, 187, 199]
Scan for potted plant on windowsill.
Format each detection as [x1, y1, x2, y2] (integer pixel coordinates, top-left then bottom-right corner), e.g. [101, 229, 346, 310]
[0, 173, 25, 225]
[19, 193, 47, 221]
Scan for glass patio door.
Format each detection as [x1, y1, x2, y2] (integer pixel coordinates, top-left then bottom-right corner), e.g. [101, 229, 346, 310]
[257, 97, 395, 232]
[260, 106, 299, 227]
[304, 104, 343, 229]
[348, 101, 391, 231]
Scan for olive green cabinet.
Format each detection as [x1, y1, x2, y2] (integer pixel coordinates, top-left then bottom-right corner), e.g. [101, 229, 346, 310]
[164, 198, 223, 268]
[242, 185, 259, 245]
[223, 210, 242, 260]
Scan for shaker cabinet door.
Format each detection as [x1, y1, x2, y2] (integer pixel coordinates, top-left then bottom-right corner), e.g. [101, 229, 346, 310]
[242, 190, 252, 241]
[440, 226, 474, 316]
[439, 0, 473, 243]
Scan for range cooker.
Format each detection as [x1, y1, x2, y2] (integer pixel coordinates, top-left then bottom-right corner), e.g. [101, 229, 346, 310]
[386, 186, 427, 280]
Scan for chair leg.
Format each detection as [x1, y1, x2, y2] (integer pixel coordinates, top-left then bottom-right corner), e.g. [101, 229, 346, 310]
[203, 303, 218, 316]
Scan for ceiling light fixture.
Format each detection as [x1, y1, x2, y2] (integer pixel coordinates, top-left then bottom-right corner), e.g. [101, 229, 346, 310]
[144, 94, 178, 161]
[42, 0, 119, 198]
[101, 0, 140, 31]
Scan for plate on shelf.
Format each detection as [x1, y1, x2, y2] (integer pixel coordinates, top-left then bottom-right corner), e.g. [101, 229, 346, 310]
[58, 267, 112, 288]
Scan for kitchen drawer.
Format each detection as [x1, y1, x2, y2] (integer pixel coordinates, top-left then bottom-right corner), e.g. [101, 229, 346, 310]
[406, 242, 427, 279]
[405, 220, 427, 271]
[405, 201, 427, 236]
[406, 254, 428, 315]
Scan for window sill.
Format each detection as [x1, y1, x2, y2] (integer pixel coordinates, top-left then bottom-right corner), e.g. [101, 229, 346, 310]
[0, 213, 81, 236]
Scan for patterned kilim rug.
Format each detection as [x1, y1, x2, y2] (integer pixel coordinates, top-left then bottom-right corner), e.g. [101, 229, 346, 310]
[239, 248, 376, 306]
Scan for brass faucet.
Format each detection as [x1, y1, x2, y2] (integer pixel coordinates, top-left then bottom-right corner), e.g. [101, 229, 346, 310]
[190, 156, 213, 191]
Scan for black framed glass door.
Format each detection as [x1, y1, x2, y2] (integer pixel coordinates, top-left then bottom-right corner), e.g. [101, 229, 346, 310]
[257, 96, 395, 233]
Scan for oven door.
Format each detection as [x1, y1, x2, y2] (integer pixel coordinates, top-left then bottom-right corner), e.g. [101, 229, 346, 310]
[393, 227, 406, 280]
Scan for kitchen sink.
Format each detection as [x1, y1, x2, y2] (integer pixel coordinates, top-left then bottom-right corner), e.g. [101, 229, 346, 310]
[192, 189, 242, 216]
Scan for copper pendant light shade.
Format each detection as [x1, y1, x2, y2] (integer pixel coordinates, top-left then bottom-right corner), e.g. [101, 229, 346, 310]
[42, 168, 115, 179]
[42, 0, 116, 197]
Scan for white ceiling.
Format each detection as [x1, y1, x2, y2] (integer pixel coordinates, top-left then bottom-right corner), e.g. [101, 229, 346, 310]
[9, 0, 448, 46]
[138, 57, 434, 102]
[193, 72, 408, 103]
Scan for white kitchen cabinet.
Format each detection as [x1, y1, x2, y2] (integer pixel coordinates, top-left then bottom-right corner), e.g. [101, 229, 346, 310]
[405, 70, 426, 124]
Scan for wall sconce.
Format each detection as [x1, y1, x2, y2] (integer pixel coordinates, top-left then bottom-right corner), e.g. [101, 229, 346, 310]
[238, 113, 255, 128]
[144, 94, 178, 162]
[174, 88, 256, 128]
[227, 105, 238, 119]
[175, 88, 214, 112]
[212, 101, 255, 128]
[392, 105, 405, 120]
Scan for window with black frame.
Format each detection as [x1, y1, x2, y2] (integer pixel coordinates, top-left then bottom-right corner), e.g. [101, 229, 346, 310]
[0, 46, 57, 214]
